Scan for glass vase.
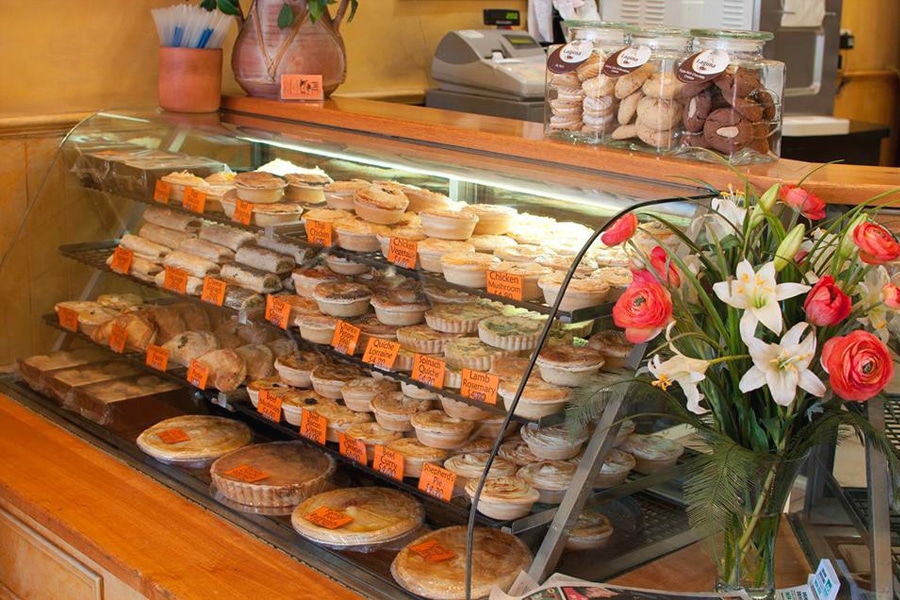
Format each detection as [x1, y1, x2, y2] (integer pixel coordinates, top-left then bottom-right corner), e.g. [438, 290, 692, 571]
[712, 453, 807, 600]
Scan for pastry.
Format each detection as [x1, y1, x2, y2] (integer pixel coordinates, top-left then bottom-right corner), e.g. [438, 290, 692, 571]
[160, 170, 205, 202]
[401, 185, 455, 213]
[295, 313, 339, 345]
[136, 415, 252, 466]
[424, 302, 500, 334]
[162, 330, 220, 367]
[618, 434, 685, 473]
[281, 390, 337, 426]
[439, 252, 500, 288]
[467, 234, 518, 254]
[247, 376, 292, 406]
[117, 233, 169, 261]
[16, 348, 111, 393]
[410, 410, 476, 449]
[235, 245, 295, 275]
[211, 441, 335, 509]
[284, 171, 332, 204]
[353, 182, 410, 224]
[163, 251, 220, 278]
[419, 208, 479, 240]
[488, 262, 553, 301]
[391, 526, 532, 600]
[176, 238, 235, 264]
[535, 344, 605, 387]
[220, 263, 283, 294]
[370, 391, 433, 432]
[139, 223, 196, 250]
[477, 315, 547, 351]
[233, 171, 287, 204]
[520, 423, 589, 460]
[370, 282, 430, 326]
[343, 422, 404, 462]
[194, 349, 247, 392]
[498, 375, 570, 420]
[256, 236, 313, 264]
[460, 204, 517, 235]
[333, 217, 391, 252]
[292, 487, 424, 548]
[311, 399, 374, 442]
[291, 264, 342, 298]
[386, 437, 450, 478]
[340, 376, 399, 412]
[44, 360, 142, 405]
[273, 351, 327, 387]
[323, 254, 369, 276]
[416, 239, 475, 273]
[199, 224, 256, 252]
[537, 272, 610, 311]
[592, 448, 636, 488]
[142, 206, 202, 232]
[444, 453, 517, 492]
[439, 395, 494, 421]
[309, 363, 365, 399]
[312, 281, 372, 318]
[498, 439, 540, 467]
[466, 475, 540, 520]
[234, 344, 275, 381]
[516, 459, 578, 504]
[586, 329, 633, 369]
[565, 508, 614, 550]
[323, 178, 370, 210]
[443, 337, 517, 372]
[396, 324, 463, 355]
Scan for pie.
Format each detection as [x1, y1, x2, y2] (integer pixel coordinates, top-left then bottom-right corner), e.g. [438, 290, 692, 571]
[391, 526, 532, 599]
[211, 441, 335, 509]
[291, 487, 424, 548]
[136, 415, 252, 466]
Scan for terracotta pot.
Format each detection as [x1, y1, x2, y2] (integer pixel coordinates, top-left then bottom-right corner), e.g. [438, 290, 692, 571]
[232, 0, 347, 98]
[158, 47, 223, 113]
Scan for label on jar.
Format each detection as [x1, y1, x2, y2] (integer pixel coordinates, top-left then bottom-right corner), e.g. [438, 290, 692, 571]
[546, 40, 594, 73]
[601, 44, 652, 76]
[677, 49, 730, 83]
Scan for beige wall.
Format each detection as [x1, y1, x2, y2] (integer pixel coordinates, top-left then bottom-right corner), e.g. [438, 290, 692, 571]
[0, 0, 528, 117]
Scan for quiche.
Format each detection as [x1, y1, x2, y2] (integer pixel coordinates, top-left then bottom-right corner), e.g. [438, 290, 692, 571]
[391, 526, 532, 600]
[291, 487, 424, 548]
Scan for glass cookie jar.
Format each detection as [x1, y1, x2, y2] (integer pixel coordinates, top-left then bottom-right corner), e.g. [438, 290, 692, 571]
[676, 29, 784, 164]
[544, 21, 629, 144]
[599, 26, 693, 153]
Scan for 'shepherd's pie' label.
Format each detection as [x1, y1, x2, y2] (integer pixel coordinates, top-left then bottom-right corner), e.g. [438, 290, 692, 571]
[418, 463, 456, 502]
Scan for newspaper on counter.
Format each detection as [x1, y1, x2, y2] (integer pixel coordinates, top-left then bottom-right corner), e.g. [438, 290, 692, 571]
[490, 573, 751, 600]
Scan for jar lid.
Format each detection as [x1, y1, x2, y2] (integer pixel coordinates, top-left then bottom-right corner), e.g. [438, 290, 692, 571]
[629, 25, 692, 39]
[690, 28, 774, 41]
[564, 20, 630, 30]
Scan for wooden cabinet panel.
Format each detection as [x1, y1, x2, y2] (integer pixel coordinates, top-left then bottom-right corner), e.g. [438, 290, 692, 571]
[0, 507, 102, 600]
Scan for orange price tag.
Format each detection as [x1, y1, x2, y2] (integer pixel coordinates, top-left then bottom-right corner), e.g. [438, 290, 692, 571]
[388, 237, 418, 269]
[256, 389, 283, 423]
[57, 307, 79, 332]
[156, 428, 190, 444]
[338, 432, 368, 466]
[265, 295, 292, 329]
[153, 180, 170, 204]
[281, 74, 325, 101]
[305, 219, 332, 246]
[372, 445, 405, 481]
[109, 246, 134, 275]
[460, 369, 499, 405]
[163, 265, 188, 295]
[108, 323, 128, 354]
[232, 199, 254, 226]
[182, 187, 207, 214]
[412, 354, 446, 389]
[145, 344, 169, 371]
[409, 539, 457, 562]
[201, 277, 227, 306]
[303, 506, 353, 530]
[331, 320, 361, 355]
[186, 359, 209, 389]
[362, 338, 400, 370]
[223, 464, 270, 483]
[300, 410, 328, 445]
[486, 270, 524, 301]
[418, 463, 457, 502]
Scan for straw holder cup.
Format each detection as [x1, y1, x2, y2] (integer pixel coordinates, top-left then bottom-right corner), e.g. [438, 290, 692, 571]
[158, 47, 223, 113]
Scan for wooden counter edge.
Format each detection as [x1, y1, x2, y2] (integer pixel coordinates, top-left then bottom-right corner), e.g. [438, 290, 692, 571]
[0, 394, 362, 600]
[221, 95, 900, 207]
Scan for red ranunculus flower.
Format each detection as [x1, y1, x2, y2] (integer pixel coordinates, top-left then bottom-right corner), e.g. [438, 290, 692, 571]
[600, 213, 638, 246]
[779, 185, 826, 220]
[821, 330, 894, 401]
[803, 275, 851, 326]
[632, 246, 680, 287]
[612, 282, 673, 343]
[884, 283, 900, 309]
[853, 221, 900, 264]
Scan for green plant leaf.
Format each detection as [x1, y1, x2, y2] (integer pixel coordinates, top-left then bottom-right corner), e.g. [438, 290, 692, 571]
[278, 3, 295, 28]
[217, 0, 242, 16]
[308, 0, 325, 22]
[347, 0, 360, 21]
[199, 0, 217, 11]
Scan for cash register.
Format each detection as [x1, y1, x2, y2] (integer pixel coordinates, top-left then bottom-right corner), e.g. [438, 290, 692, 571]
[425, 29, 547, 123]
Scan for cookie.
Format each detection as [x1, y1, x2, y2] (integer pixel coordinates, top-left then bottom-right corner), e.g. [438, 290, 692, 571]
[549, 114, 583, 131]
[675, 80, 712, 101]
[555, 86, 586, 104]
[731, 96, 763, 122]
[750, 122, 771, 154]
[582, 111, 616, 129]
[681, 131, 711, 149]
[550, 72, 581, 88]
[636, 96, 682, 130]
[583, 95, 616, 116]
[714, 68, 762, 101]
[550, 98, 582, 116]
[641, 72, 684, 100]
[576, 55, 602, 81]
[612, 124, 637, 140]
[702, 108, 752, 154]
[636, 122, 675, 150]
[617, 91, 641, 125]
[582, 75, 615, 97]
[682, 91, 712, 133]
[751, 88, 777, 121]
[614, 65, 653, 99]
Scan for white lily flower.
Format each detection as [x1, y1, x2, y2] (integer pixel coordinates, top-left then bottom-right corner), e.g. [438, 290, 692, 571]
[712, 260, 810, 336]
[648, 351, 710, 415]
[689, 188, 747, 243]
[739, 322, 826, 407]
[856, 266, 892, 342]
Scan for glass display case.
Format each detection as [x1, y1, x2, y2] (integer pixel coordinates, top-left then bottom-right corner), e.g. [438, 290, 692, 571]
[0, 107, 723, 599]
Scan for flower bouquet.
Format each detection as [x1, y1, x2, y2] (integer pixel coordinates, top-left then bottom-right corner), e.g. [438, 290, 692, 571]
[572, 172, 900, 599]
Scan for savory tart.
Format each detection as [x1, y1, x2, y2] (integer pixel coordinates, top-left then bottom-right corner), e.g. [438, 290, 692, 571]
[136, 415, 252, 466]
[439, 395, 494, 421]
[617, 434, 685, 473]
[340, 376, 400, 412]
[387, 437, 451, 478]
[396, 324, 464, 355]
[592, 448, 637, 488]
[443, 453, 517, 492]
[516, 459, 578, 504]
[353, 182, 410, 224]
[586, 329, 634, 369]
[273, 351, 327, 388]
[370, 391, 433, 432]
[391, 526, 532, 600]
[537, 272, 610, 312]
[292, 487, 425, 548]
[211, 441, 335, 509]
[466, 475, 540, 520]
[333, 217, 391, 252]
[565, 507, 614, 550]
[535, 344, 605, 387]
[323, 178, 370, 210]
[520, 423, 589, 460]
[477, 315, 547, 351]
[416, 239, 475, 273]
[498, 439, 540, 467]
[424, 302, 501, 334]
[498, 376, 570, 420]
[419, 208, 479, 240]
[443, 337, 518, 372]
[410, 410, 476, 449]
[461, 204, 518, 235]
[309, 363, 366, 399]
[439, 252, 501, 288]
[312, 281, 372, 318]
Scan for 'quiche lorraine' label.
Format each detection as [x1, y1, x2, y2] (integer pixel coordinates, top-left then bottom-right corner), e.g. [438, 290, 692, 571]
[362, 338, 400, 370]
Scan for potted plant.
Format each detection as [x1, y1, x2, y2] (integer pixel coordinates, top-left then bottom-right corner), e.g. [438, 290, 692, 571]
[201, 0, 360, 98]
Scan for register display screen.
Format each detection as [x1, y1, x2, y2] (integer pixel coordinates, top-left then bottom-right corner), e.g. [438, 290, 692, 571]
[503, 34, 539, 49]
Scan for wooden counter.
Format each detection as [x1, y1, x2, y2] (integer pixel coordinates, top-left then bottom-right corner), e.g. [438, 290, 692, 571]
[221, 95, 900, 207]
[0, 393, 813, 599]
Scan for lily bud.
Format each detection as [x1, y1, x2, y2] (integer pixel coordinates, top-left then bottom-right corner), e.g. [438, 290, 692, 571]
[774, 224, 806, 271]
[748, 183, 780, 230]
[839, 213, 868, 258]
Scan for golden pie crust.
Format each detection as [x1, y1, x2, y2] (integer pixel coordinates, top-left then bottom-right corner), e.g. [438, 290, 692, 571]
[211, 441, 335, 508]
[291, 487, 424, 547]
[136, 415, 252, 465]
[391, 526, 532, 600]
